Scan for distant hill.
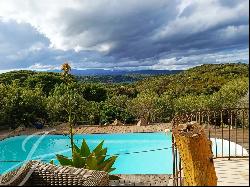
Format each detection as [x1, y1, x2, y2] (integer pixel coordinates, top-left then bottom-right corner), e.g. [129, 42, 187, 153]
[135, 63, 249, 95]
[0, 63, 248, 85]
[0, 69, 183, 84]
[47, 69, 182, 76]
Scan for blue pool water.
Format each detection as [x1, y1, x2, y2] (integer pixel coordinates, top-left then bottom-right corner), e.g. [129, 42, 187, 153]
[1, 133, 247, 175]
[0, 133, 173, 175]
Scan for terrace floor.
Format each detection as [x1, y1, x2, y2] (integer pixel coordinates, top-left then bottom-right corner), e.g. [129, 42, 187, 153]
[111, 158, 249, 186]
[214, 158, 249, 186]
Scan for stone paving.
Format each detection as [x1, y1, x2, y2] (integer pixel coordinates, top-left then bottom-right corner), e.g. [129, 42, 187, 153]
[214, 158, 249, 186]
[109, 175, 171, 186]
[167, 158, 249, 186]
[0, 123, 173, 141]
[108, 158, 249, 186]
[55, 123, 172, 135]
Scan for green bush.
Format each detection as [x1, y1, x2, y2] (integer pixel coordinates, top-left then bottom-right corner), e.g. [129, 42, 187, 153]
[0, 81, 47, 128]
[211, 77, 248, 108]
[98, 95, 135, 124]
[24, 73, 65, 95]
[128, 91, 160, 122]
[0, 63, 248, 129]
[46, 83, 89, 123]
[155, 93, 174, 122]
[173, 94, 211, 114]
[80, 84, 107, 102]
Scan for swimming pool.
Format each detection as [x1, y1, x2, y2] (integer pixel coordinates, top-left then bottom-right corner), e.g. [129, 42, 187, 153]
[0, 133, 173, 175]
[0, 133, 248, 175]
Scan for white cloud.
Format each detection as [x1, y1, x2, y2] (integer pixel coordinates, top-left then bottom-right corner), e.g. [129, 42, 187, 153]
[152, 48, 249, 70]
[0, 0, 172, 53]
[0, 0, 248, 71]
[28, 63, 58, 70]
[153, 0, 248, 40]
[0, 0, 247, 55]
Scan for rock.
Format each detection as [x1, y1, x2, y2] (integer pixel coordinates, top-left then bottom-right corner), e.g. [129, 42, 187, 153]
[192, 133, 198, 137]
[178, 124, 187, 131]
[111, 119, 123, 126]
[178, 123, 196, 132]
[137, 118, 147, 126]
[13, 125, 26, 133]
[188, 121, 197, 125]
[165, 129, 171, 133]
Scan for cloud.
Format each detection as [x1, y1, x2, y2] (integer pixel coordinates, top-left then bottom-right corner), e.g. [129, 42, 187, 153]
[28, 63, 59, 70]
[151, 48, 249, 70]
[0, 0, 249, 71]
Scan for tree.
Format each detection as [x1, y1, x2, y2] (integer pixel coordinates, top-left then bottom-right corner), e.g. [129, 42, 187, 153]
[0, 81, 46, 128]
[211, 77, 248, 108]
[24, 73, 65, 95]
[80, 84, 107, 102]
[47, 83, 81, 122]
[155, 93, 174, 122]
[173, 94, 212, 114]
[128, 91, 159, 123]
[100, 97, 135, 124]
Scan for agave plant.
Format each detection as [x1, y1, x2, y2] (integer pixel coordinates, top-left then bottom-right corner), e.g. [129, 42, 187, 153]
[55, 139, 117, 173]
[55, 62, 118, 179]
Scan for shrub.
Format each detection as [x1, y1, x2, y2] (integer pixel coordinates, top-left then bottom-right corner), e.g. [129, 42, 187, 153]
[211, 78, 248, 108]
[46, 83, 89, 123]
[128, 91, 160, 122]
[80, 84, 107, 102]
[0, 81, 47, 128]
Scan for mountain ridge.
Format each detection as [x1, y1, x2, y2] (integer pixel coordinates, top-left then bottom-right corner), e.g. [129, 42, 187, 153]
[46, 69, 183, 76]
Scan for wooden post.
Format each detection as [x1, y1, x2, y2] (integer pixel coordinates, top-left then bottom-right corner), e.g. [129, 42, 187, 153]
[172, 123, 217, 186]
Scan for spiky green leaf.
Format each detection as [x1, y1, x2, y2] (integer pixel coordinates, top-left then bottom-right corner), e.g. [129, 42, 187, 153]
[73, 143, 81, 153]
[99, 156, 117, 172]
[56, 154, 73, 166]
[72, 151, 85, 168]
[80, 139, 91, 157]
[107, 168, 116, 173]
[96, 148, 107, 164]
[93, 140, 104, 155]
[86, 153, 98, 170]
[109, 175, 121, 180]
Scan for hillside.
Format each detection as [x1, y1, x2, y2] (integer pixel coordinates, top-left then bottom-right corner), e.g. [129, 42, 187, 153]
[0, 69, 182, 84]
[47, 69, 182, 76]
[0, 63, 248, 129]
[0, 63, 248, 94]
[135, 63, 249, 96]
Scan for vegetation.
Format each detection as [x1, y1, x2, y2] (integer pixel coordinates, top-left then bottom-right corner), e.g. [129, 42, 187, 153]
[53, 63, 117, 177]
[55, 140, 117, 173]
[0, 81, 47, 129]
[76, 74, 147, 83]
[0, 63, 248, 129]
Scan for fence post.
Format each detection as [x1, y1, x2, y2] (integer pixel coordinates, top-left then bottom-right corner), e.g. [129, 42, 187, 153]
[172, 123, 217, 186]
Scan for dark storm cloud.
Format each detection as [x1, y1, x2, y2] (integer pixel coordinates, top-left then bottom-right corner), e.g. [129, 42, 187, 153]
[56, 0, 249, 62]
[0, 0, 249, 71]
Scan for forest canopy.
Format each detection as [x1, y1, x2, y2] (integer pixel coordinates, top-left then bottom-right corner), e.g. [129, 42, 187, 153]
[0, 63, 248, 129]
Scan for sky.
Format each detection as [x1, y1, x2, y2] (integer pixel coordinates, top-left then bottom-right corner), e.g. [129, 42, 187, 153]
[0, 0, 249, 72]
